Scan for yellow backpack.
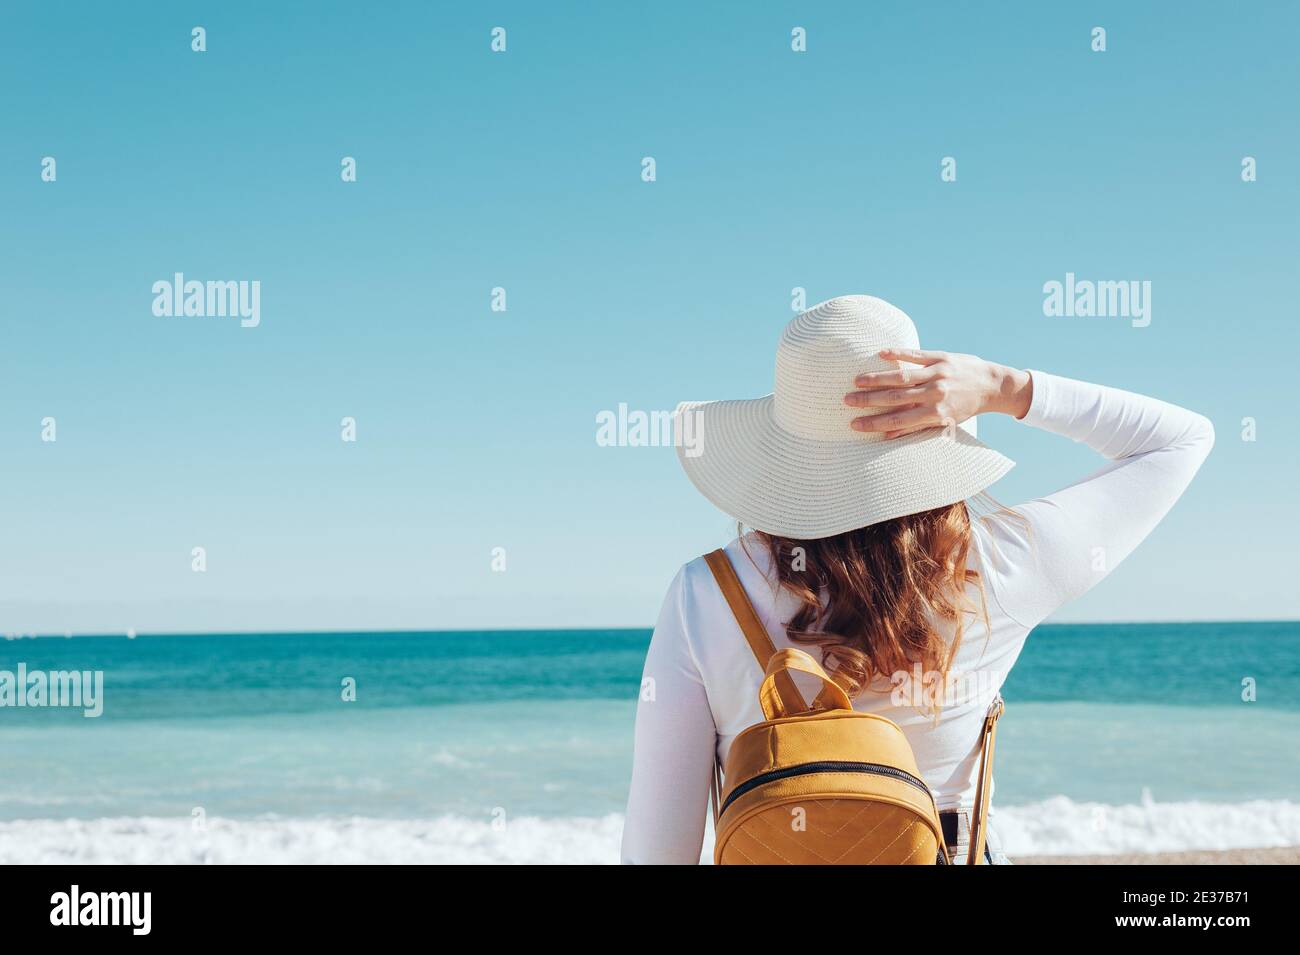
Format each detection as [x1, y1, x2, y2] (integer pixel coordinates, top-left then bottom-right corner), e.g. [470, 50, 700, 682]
[704, 549, 1003, 866]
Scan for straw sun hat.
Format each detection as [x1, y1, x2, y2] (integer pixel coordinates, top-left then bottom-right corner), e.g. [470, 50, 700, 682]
[675, 295, 1013, 539]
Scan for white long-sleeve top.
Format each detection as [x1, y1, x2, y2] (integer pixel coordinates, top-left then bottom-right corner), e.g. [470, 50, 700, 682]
[621, 371, 1214, 864]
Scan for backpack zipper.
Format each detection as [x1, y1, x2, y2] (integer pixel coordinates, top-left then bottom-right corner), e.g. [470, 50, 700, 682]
[718, 760, 934, 817]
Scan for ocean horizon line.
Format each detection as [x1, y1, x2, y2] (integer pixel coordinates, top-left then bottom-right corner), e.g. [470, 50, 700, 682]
[2, 619, 1298, 641]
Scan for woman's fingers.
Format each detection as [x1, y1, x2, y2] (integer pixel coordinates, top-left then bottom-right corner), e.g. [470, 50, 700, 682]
[846, 349, 958, 436]
[878, 347, 948, 366]
[852, 366, 939, 389]
[881, 424, 939, 440]
[851, 405, 939, 433]
[843, 384, 937, 408]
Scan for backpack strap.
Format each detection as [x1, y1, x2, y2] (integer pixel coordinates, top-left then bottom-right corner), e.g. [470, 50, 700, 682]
[966, 695, 1005, 865]
[706, 548, 848, 826]
[704, 547, 804, 826]
[703, 549, 810, 712]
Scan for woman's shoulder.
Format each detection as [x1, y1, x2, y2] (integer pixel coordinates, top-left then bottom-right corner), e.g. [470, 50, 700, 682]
[668, 535, 779, 619]
[680, 534, 774, 586]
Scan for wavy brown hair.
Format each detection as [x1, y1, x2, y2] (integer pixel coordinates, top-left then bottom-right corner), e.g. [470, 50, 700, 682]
[751, 501, 986, 704]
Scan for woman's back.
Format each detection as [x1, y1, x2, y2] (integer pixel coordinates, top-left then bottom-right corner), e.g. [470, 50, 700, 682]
[622, 367, 1214, 864]
[678, 530, 1019, 811]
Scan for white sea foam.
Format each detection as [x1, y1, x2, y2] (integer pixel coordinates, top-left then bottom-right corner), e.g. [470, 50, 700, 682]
[994, 796, 1300, 856]
[2, 797, 1298, 864]
[0, 814, 627, 865]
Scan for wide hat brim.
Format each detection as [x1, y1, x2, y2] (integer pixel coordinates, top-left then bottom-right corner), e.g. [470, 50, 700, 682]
[675, 395, 1014, 539]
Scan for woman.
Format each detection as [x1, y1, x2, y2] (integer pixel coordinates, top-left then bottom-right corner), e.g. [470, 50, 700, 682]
[621, 295, 1214, 864]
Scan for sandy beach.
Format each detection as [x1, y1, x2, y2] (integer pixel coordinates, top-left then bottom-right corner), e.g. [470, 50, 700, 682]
[1018, 846, 1300, 865]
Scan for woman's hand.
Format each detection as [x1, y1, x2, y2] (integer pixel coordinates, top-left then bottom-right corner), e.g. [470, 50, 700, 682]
[843, 349, 1033, 439]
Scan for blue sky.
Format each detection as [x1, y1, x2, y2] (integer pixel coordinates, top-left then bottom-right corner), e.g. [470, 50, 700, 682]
[1, 2, 1296, 633]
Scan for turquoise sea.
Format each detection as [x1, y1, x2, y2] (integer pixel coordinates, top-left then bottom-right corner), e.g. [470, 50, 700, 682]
[1, 622, 1297, 862]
